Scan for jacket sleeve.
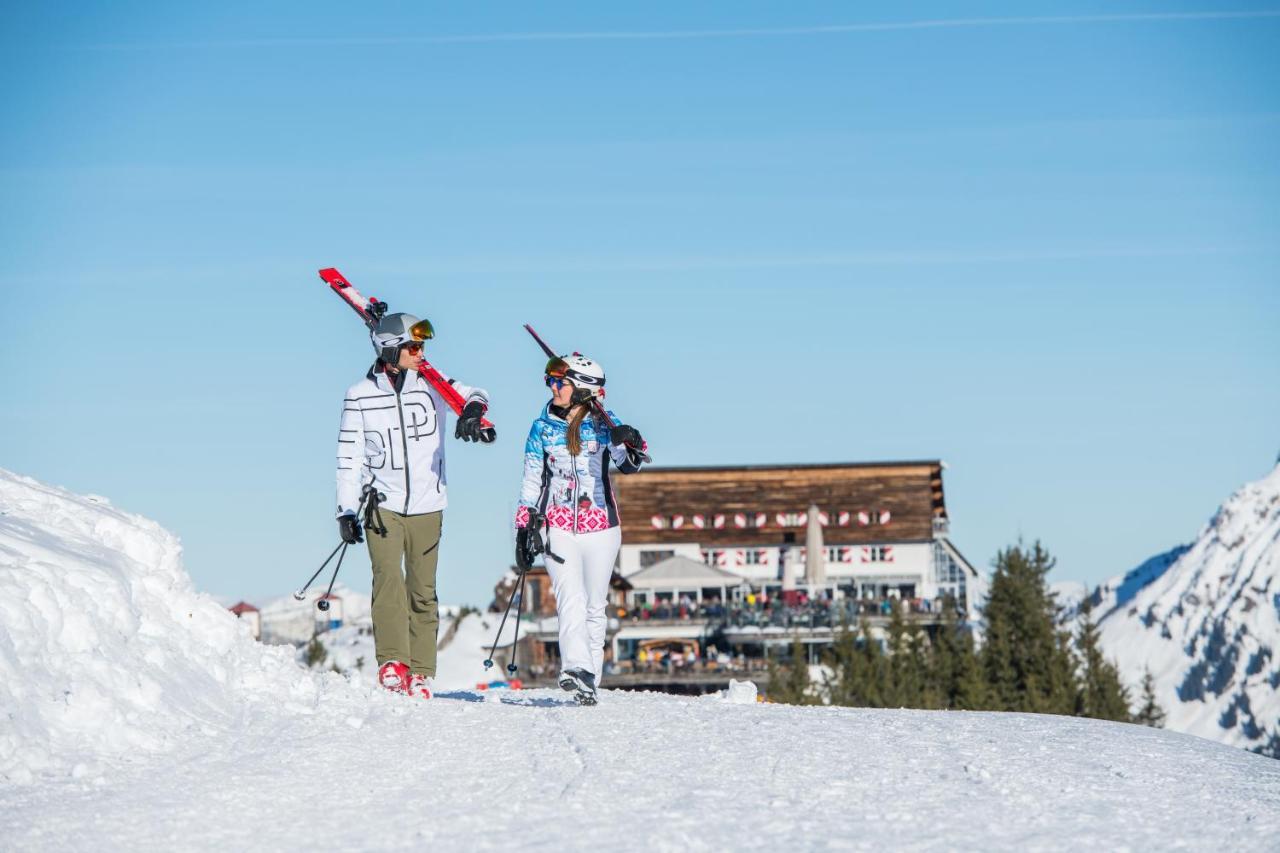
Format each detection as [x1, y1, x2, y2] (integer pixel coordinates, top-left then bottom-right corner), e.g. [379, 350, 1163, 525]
[336, 389, 367, 517]
[605, 410, 645, 475]
[514, 421, 547, 528]
[434, 367, 489, 410]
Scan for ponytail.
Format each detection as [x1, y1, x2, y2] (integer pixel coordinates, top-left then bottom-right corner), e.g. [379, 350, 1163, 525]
[566, 404, 590, 456]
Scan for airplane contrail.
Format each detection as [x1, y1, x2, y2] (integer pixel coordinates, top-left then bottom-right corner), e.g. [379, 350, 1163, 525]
[83, 10, 1280, 50]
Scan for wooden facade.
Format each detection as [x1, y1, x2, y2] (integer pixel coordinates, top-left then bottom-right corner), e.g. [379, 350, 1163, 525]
[615, 460, 947, 546]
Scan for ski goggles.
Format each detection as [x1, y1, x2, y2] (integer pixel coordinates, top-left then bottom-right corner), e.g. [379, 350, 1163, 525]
[544, 357, 570, 379]
[545, 357, 571, 389]
[409, 319, 435, 342]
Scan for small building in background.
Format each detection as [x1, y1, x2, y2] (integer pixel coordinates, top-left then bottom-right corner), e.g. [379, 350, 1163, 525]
[315, 594, 343, 633]
[228, 601, 261, 640]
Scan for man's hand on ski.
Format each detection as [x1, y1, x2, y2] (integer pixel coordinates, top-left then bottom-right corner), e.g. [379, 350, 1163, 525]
[455, 401, 495, 443]
[338, 513, 363, 544]
[515, 511, 546, 573]
[611, 424, 644, 450]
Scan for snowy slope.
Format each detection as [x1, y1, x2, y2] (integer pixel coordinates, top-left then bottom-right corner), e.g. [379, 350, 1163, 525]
[1095, 463, 1280, 755]
[3, 468, 1279, 851]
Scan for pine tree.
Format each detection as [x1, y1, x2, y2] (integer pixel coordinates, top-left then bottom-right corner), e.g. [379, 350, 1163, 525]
[906, 616, 938, 709]
[854, 622, 887, 708]
[825, 618, 862, 707]
[767, 636, 815, 705]
[932, 595, 990, 710]
[1075, 596, 1131, 721]
[885, 603, 914, 707]
[303, 634, 328, 669]
[981, 541, 1078, 714]
[1133, 668, 1166, 728]
[950, 628, 991, 711]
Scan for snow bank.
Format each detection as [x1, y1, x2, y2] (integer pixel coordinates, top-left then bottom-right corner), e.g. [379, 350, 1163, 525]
[0, 469, 359, 785]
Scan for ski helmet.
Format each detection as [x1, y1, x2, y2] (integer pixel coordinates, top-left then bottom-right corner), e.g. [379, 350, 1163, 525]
[371, 313, 434, 363]
[547, 353, 605, 401]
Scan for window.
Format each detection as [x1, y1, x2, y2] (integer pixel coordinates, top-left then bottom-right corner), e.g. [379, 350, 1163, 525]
[933, 542, 968, 609]
[862, 546, 894, 563]
[640, 549, 675, 568]
[742, 549, 770, 566]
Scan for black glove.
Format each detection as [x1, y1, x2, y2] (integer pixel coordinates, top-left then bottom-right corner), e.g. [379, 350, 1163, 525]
[611, 424, 644, 449]
[338, 513, 363, 544]
[455, 401, 494, 443]
[515, 521, 545, 573]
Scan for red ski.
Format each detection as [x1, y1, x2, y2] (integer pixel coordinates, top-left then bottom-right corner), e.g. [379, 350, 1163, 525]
[320, 267, 495, 441]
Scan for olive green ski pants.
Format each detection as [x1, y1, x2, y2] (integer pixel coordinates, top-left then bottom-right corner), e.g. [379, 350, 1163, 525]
[366, 509, 442, 677]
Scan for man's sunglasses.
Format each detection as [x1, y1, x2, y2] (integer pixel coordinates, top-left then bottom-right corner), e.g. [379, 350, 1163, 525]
[403, 342, 424, 354]
[545, 375, 570, 390]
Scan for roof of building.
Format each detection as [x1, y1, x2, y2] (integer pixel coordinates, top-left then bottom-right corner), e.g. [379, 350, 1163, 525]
[639, 459, 943, 474]
[627, 555, 751, 587]
[229, 601, 259, 614]
[615, 460, 948, 546]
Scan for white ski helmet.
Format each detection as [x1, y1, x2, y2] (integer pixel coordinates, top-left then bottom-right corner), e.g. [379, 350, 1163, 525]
[371, 313, 434, 363]
[547, 353, 605, 400]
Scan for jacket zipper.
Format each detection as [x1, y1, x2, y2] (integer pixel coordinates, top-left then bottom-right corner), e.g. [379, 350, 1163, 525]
[571, 420, 582, 534]
[396, 385, 411, 514]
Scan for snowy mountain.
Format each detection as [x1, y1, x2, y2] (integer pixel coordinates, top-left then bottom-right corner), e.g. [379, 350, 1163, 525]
[1092, 463, 1280, 756]
[3, 468, 1279, 851]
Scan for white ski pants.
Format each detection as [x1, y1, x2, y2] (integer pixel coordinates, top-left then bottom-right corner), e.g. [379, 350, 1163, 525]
[546, 526, 621, 684]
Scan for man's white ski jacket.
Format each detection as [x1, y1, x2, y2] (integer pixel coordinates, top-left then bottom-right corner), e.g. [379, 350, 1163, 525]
[336, 364, 488, 518]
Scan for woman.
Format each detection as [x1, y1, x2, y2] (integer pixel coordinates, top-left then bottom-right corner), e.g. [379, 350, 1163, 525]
[514, 353, 647, 705]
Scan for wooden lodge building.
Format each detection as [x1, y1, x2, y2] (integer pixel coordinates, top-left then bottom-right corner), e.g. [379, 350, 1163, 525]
[615, 460, 981, 614]
[498, 460, 984, 692]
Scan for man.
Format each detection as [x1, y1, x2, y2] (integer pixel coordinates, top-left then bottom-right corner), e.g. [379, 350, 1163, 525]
[336, 312, 494, 698]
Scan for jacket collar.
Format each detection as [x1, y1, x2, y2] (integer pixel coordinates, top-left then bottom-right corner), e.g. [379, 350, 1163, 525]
[368, 362, 419, 393]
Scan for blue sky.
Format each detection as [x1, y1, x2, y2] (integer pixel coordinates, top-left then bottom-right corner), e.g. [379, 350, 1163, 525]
[2, 2, 1277, 609]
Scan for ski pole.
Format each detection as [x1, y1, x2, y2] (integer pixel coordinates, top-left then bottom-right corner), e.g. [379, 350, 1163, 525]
[316, 541, 350, 612]
[507, 571, 528, 676]
[530, 513, 565, 565]
[294, 541, 344, 601]
[294, 488, 371, 602]
[484, 576, 521, 671]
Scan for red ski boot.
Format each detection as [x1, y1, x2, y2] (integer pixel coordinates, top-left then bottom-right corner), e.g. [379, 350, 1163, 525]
[408, 674, 433, 700]
[378, 660, 410, 694]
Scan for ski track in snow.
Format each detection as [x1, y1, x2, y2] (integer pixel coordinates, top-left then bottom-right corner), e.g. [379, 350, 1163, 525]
[3, 468, 1280, 851]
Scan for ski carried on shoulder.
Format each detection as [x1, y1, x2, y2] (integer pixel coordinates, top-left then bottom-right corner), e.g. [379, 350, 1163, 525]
[320, 267, 496, 441]
[524, 323, 650, 463]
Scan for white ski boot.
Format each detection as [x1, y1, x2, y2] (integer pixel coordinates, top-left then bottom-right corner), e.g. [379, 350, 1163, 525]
[558, 668, 598, 706]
